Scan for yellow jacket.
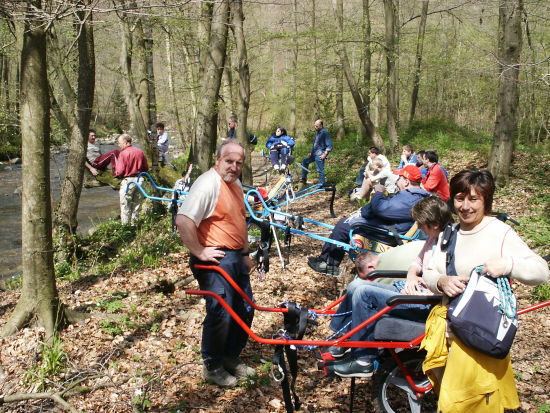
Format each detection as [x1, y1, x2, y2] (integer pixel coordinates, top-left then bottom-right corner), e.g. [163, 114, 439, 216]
[421, 305, 520, 413]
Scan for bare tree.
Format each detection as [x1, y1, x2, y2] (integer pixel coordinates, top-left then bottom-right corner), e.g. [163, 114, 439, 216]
[53, 6, 96, 259]
[2, 0, 63, 338]
[193, 0, 229, 172]
[488, 0, 523, 184]
[383, 0, 399, 151]
[136, 17, 157, 130]
[408, 0, 429, 124]
[230, 0, 252, 184]
[332, 0, 385, 150]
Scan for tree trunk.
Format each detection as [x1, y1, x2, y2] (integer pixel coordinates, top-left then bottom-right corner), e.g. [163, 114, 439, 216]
[193, 0, 229, 173]
[136, 18, 157, 130]
[362, 0, 372, 127]
[1, 0, 63, 339]
[409, 0, 429, 125]
[289, 0, 298, 138]
[163, 19, 187, 150]
[53, 8, 96, 261]
[334, 0, 345, 140]
[231, 0, 252, 185]
[118, 6, 158, 171]
[488, 0, 523, 185]
[383, 0, 399, 151]
[311, 0, 320, 118]
[332, 0, 385, 151]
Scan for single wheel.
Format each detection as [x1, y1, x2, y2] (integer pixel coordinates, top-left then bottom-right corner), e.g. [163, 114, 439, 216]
[373, 350, 437, 413]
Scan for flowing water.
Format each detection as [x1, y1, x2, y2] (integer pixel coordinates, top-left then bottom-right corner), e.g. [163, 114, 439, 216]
[0, 147, 120, 278]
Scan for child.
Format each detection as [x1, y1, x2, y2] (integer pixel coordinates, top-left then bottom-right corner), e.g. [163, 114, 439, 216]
[266, 126, 295, 171]
[156, 122, 170, 163]
[397, 144, 418, 169]
[351, 159, 398, 200]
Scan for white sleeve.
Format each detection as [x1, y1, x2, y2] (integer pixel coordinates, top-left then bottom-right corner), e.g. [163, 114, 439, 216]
[502, 228, 549, 285]
[177, 170, 219, 227]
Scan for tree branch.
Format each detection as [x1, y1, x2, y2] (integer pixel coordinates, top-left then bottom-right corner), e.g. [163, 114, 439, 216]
[0, 392, 78, 413]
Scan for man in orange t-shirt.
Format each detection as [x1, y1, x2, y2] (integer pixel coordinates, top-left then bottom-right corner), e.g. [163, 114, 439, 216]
[176, 140, 255, 388]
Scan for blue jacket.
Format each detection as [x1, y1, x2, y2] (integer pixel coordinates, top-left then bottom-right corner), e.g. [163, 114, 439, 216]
[266, 134, 295, 149]
[360, 187, 429, 233]
[311, 128, 333, 156]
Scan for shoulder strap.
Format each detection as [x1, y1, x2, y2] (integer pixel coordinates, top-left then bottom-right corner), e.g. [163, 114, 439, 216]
[441, 223, 460, 276]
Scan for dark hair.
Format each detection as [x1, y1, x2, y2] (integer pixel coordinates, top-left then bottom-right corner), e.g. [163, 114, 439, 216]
[425, 150, 439, 163]
[416, 150, 426, 167]
[412, 196, 454, 229]
[229, 115, 238, 123]
[450, 169, 495, 215]
[89, 129, 96, 134]
[368, 146, 380, 155]
[156, 122, 165, 129]
[276, 126, 287, 136]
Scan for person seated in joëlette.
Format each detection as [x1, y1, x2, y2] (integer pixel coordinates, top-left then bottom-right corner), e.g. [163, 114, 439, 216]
[265, 126, 295, 171]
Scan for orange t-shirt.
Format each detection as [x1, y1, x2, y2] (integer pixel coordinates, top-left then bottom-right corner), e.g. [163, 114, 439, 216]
[178, 168, 246, 250]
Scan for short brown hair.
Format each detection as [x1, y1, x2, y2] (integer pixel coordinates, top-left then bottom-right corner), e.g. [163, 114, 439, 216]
[403, 144, 414, 152]
[450, 169, 495, 215]
[412, 196, 453, 228]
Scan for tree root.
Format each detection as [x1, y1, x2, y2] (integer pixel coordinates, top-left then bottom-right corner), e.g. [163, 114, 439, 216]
[0, 392, 78, 413]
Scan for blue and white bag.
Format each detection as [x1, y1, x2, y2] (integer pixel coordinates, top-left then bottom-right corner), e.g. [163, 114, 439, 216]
[447, 266, 518, 359]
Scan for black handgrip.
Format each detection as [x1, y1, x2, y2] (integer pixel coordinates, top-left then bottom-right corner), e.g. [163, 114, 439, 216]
[386, 294, 443, 306]
[366, 270, 408, 280]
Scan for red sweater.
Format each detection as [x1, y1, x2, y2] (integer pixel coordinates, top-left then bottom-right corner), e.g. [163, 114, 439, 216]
[114, 145, 148, 178]
[422, 163, 450, 201]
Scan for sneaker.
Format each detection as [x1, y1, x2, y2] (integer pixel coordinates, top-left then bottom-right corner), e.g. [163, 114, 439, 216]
[327, 346, 351, 358]
[280, 164, 286, 170]
[307, 257, 340, 277]
[222, 357, 256, 378]
[325, 356, 374, 378]
[202, 364, 238, 387]
[273, 164, 280, 170]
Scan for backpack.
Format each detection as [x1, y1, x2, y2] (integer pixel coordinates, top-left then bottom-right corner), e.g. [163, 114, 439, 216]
[444, 225, 518, 359]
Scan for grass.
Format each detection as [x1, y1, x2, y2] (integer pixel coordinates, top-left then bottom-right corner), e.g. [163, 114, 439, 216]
[24, 335, 68, 391]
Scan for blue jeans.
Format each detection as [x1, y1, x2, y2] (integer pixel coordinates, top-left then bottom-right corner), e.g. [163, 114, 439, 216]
[331, 282, 430, 360]
[301, 153, 326, 185]
[190, 250, 254, 368]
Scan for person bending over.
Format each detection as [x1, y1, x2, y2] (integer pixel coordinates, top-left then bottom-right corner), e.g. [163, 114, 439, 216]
[84, 129, 120, 176]
[308, 165, 428, 276]
[326, 196, 453, 377]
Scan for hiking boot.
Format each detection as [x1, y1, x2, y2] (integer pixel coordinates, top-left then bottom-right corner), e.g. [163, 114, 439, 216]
[202, 364, 238, 387]
[327, 346, 351, 358]
[325, 356, 374, 378]
[307, 257, 340, 277]
[297, 180, 307, 191]
[222, 357, 256, 378]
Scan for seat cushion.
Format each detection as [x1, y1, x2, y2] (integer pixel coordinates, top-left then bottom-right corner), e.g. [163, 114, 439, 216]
[374, 316, 425, 342]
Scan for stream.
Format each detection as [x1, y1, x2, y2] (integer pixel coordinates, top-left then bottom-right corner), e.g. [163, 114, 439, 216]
[0, 146, 120, 278]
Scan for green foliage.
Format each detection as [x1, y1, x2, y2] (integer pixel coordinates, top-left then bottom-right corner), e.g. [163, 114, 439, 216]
[55, 261, 81, 282]
[0, 108, 20, 160]
[539, 403, 550, 413]
[100, 314, 138, 336]
[400, 118, 492, 156]
[531, 284, 550, 303]
[24, 335, 68, 390]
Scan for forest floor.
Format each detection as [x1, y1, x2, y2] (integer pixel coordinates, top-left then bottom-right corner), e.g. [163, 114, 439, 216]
[0, 149, 549, 412]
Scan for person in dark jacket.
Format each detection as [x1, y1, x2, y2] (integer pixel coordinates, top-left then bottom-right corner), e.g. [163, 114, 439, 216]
[308, 165, 429, 275]
[300, 119, 332, 186]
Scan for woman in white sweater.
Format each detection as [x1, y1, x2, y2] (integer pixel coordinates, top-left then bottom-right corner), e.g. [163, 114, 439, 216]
[422, 169, 548, 413]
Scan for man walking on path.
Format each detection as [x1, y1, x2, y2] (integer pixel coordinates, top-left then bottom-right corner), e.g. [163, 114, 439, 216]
[114, 134, 148, 225]
[300, 119, 333, 187]
[84, 129, 120, 176]
[176, 139, 255, 388]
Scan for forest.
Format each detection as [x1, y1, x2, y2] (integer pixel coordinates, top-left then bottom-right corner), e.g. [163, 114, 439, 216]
[0, 0, 549, 412]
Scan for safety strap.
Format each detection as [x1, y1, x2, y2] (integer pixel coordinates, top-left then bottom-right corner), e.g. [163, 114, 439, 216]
[284, 226, 292, 266]
[387, 225, 403, 246]
[272, 302, 309, 413]
[170, 192, 179, 234]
